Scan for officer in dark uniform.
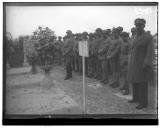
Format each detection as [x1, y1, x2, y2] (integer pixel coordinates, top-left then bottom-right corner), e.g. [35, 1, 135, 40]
[63, 30, 75, 80]
[128, 18, 154, 109]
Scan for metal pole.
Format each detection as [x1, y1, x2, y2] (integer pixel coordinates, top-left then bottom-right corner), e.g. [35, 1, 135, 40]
[82, 56, 86, 114]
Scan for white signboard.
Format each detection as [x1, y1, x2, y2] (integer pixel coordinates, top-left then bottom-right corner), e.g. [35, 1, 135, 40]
[78, 41, 89, 57]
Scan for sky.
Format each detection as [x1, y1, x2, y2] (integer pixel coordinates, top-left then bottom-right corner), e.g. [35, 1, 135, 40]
[6, 6, 157, 39]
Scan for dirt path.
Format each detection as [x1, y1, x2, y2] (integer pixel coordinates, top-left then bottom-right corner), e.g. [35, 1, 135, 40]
[50, 66, 157, 114]
[5, 66, 157, 116]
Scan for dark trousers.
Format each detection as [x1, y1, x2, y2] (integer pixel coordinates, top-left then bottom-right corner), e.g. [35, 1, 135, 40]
[71, 56, 75, 71]
[66, 62, 72, 78]
[132, 82, 148, 106]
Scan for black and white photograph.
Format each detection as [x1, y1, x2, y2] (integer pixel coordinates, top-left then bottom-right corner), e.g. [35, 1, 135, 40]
[3, 2, 158, 125]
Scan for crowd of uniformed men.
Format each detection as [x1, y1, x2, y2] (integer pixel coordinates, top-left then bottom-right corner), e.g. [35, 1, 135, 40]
[41, 18, 154, 110]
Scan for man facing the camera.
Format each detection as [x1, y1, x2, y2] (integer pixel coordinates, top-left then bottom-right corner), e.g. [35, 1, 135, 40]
[127, 18, 154, 109]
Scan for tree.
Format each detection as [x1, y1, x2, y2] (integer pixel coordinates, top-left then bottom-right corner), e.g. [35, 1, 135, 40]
[31, 26, 57, 73]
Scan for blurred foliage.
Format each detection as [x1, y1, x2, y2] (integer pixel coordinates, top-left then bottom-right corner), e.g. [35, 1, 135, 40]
[6, 33, 24, 67]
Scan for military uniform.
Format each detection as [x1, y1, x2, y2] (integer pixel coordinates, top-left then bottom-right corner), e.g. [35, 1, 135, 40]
[92, 38, 102, 79]
[107, 28, 122, 88]
[92, 28, 104, 80]
[119, 32, 130, 94]
[73, 37, 79, 72]
[128, 19, 154, 109]
[98, 37, 111, 83]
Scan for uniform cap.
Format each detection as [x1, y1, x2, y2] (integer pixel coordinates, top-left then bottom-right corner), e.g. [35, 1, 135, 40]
[112, 27, 118, 33]
[131, 27, 136, 32]
[121, 32, 129, 37]
[134, 18, 146, 25]
[66, 30, 72, 34]
[117, 26, 123, 33]
[95, 28, 102, 33]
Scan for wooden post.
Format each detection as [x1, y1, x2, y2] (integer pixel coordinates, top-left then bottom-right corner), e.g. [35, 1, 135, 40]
[78, 40, 88, 114]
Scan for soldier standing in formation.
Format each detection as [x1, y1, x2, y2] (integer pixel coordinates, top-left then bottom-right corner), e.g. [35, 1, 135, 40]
[93, 28, 104, 80]
[73, 33, 79, 72]
[107, 27, 122, 88]
[98, 29, 111, 84]
[127, 18, 154, 109]
[119, 32, 130, 95]
[54, 18, 154, 109]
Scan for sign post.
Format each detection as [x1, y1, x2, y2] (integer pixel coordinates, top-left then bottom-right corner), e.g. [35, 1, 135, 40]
[82, 55, 86, 114]
[78, 41, 89, 114]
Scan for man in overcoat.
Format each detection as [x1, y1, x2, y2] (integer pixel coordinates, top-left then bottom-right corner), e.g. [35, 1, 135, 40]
[127, 18, 154, 109]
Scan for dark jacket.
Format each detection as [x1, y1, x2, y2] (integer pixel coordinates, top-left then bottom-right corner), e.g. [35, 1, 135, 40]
[127, 32, 154, 83]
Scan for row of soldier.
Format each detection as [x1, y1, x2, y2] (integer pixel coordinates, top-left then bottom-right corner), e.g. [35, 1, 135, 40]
[35, 18, 154, 109]
[53, 27, 135, 96]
